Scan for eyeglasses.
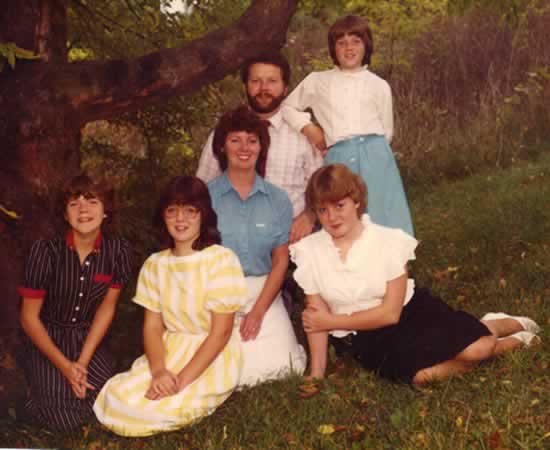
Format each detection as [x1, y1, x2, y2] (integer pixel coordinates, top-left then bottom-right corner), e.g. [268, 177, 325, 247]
[164, 205, 200, 220]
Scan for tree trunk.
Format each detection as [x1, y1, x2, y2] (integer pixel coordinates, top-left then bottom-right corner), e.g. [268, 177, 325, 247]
[0, 0, 297, 414]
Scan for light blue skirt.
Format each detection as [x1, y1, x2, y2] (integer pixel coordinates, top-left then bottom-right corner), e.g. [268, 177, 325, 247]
[325, 135, 414, 236]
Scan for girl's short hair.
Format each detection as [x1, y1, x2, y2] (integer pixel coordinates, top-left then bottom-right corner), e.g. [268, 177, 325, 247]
[154, 176, 221, 251]
[306, 164, 367, 218]
[212, 105, 270, 177]
[61, 173, 114, 212]
[328, 15, 373, 66]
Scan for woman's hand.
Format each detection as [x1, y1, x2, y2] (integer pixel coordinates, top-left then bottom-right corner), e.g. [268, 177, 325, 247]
[145, 368, 179, 400]
[240, 308, 265, 341]
[62, 361, 95, 399]
[302, 303, 334, 333]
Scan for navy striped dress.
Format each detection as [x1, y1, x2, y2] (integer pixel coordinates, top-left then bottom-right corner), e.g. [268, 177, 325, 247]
[17, 231, 131, 431]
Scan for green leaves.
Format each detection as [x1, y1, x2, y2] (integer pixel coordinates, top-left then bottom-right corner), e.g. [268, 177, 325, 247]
[0, 41, 40, 71]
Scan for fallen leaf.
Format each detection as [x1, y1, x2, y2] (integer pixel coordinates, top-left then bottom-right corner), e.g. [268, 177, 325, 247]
[88, 441, 104, 450]
[0, 352, 16, 369]
[283, 433, 298, 445]
[318, 424, 335, 435]
[82, 424, 92, 439]
[349, 425, 366, 442]
[456, 416, 463, 427]
[487, 430, 501, 449]
[298, 381, 320, 399]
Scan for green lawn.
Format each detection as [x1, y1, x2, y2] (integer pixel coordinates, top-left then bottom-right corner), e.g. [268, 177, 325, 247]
[2, 154, 549, 449]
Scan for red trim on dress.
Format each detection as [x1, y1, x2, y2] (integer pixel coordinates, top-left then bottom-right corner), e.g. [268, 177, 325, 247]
[18, 287, 46, 299]
[109, 284, 123, 290]
[65, 230, 103, 250]
[94, 273, 113, 283]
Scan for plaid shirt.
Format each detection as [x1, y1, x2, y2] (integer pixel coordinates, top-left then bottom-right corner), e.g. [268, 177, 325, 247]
[196, 109, 323, 218]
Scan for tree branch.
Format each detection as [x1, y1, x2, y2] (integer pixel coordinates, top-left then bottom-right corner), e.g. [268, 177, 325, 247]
[56, 0, 298, 122]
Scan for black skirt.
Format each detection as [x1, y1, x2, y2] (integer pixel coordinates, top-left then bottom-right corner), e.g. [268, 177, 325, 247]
[332, 288, 492, 384]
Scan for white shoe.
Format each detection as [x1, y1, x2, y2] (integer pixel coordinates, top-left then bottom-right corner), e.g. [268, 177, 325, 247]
[481, 312, 540, 334]
[503, 331, 540, 346]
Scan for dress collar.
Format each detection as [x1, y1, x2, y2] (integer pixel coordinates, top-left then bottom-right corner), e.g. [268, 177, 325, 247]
[65, 229, 103, 251]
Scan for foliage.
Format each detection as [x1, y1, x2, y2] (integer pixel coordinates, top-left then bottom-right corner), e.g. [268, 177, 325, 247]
[0, 41, 39, 72]
[2, 154, 549, 449]
[345, 0, 448, 71]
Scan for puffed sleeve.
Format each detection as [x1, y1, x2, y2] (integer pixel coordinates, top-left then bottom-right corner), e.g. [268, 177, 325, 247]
[289, 239, 320, 295]
[110, 238, 131, 289]
[384, 228, 418, 281]
[205, 247, 248, 314]
[17, 240, 53, 299]
[133, 256, 161, 312]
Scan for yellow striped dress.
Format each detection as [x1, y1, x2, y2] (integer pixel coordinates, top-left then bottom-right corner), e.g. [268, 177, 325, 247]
[93, 245, 247, 436]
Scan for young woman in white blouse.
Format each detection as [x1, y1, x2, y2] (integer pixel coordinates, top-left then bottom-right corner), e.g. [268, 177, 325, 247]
[289, 164, 540, 383]
[283, 15, 414, 237]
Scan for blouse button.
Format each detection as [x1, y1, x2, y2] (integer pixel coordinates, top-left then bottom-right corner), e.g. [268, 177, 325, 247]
[80, 276, 84, 281]
[79, 292, 83, 297]
[75, 306, 80, 311]
[85, 261, 90, 266]
[71, 318, 76, 322]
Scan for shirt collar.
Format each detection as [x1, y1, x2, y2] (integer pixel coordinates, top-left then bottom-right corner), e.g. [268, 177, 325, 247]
[65, 229, 103, 251]
[266, 109, 284, 130]
[220, 172, 268, 197]
[333, 65, 368, 76]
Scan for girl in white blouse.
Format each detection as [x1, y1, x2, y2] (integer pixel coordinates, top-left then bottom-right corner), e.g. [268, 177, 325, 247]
[283, 15, 414, 237]
[289, 164, 540, 383]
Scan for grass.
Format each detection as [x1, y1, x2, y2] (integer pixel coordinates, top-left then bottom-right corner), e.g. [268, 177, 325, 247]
[1, 153, 549, 449]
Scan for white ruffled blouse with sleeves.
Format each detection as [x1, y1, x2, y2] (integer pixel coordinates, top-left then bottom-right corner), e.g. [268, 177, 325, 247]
[289, 215, 418, 337]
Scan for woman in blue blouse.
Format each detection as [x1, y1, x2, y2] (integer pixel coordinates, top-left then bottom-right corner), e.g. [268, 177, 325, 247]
[206, 106, 306, 386]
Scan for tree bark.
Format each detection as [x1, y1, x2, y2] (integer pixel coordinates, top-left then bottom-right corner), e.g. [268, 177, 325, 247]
[0, 0, 297, 414]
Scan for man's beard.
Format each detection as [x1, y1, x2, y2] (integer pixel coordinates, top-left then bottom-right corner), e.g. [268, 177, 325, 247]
[247, 91, 286, 115]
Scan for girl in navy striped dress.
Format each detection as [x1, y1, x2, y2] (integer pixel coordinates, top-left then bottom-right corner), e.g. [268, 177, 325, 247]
[18, 173, 131, 430]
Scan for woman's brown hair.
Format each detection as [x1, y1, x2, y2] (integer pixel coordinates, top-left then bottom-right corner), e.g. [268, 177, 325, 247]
[154, 176, 221, 251]
[306, 164, 367, 218]
[212, 105, 270, 177]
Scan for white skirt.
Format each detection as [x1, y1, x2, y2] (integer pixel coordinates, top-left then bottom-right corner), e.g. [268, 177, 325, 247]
[237, 276, 306, 387]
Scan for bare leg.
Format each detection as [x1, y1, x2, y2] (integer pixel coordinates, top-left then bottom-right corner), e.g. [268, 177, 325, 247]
[482, 318, 524, 338]
[493, 336, 523, 355]
[413, 335, 497, 384]
[304, 298, 332, 379]
[413, 359, 475, 384]
[306, 331, 328, 379]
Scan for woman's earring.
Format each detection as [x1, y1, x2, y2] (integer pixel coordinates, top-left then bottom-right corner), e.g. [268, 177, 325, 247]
[104, 213, 108, 218]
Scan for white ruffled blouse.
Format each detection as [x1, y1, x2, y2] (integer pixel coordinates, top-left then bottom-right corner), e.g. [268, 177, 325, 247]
[289, 215, 418, 337]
